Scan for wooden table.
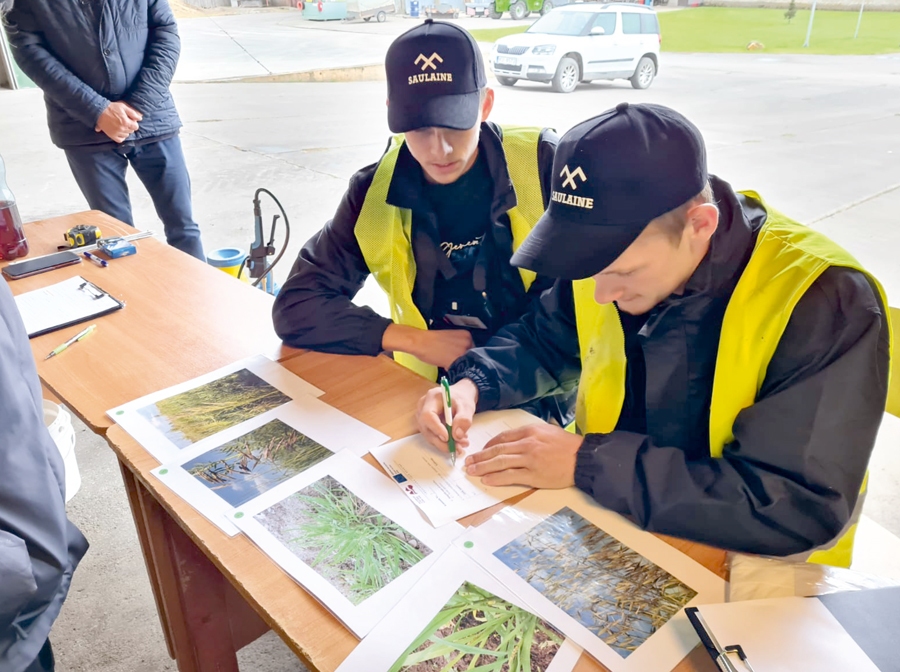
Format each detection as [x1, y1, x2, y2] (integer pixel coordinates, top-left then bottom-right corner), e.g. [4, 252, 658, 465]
[3, 211, 301, 433]
[12, 211, 724, 672]
[106, 349, 726, 672]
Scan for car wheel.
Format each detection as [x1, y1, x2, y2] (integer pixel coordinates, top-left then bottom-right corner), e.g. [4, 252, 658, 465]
[489, 3, 502, 18]
[510, 0, 527, 20]
[522, 9, 531, 17]
[551, 56, 579, 93]
[540, 0, 553, 14]
[376, 9, 386, 21]
[496, 75, 518, 86]
[630, 56, 656, 90]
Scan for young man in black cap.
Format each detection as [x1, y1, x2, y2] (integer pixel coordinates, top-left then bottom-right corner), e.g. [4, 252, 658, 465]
[417, 103, 892, 567]
[273, 20, 571, 421]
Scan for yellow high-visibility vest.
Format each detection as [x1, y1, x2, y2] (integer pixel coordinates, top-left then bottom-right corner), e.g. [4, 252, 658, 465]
[355, 127, 545, 381]
[572, 192, 891, 567]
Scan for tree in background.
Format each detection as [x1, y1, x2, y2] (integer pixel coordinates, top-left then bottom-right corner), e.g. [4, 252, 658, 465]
[785, 0, 797, 23]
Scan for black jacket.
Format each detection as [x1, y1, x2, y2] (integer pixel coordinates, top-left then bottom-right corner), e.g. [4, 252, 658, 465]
[0, 279, 88, 672]
[5, 0, 182, 149]
[273, 122, 559, 357]
[449, 178, 891, 557]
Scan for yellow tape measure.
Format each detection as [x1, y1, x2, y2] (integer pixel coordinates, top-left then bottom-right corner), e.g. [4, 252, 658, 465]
[64, 225, 102, 248]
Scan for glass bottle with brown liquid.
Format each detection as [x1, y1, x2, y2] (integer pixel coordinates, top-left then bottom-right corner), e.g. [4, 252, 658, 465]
[0, 154, 28, 261]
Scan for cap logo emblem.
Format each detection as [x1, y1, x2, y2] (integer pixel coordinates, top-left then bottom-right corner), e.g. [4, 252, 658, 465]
[552, 165, 593, 209]
[560, 165, 587, 190]
[415, 52, 443, 71]
[409, 52, 453, 85]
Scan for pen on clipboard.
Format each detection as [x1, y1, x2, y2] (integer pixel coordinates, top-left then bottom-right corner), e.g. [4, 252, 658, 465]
[45, 324, 96, 360]
[440, 376, 457, 466]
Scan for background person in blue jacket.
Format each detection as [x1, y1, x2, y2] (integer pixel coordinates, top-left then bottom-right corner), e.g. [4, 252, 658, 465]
[0, 278, 89, 672]
[3, 0, 205, 261]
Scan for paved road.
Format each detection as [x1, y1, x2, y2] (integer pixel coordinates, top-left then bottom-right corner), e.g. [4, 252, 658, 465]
[174, 11, 536, 81]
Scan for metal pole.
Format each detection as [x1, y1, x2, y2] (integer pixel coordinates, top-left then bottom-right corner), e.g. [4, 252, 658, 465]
[803, 0, 818, 48]
[854, 0, 865, 39]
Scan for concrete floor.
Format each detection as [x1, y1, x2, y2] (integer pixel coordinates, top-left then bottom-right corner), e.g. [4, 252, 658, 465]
[1, 39, 900, 672]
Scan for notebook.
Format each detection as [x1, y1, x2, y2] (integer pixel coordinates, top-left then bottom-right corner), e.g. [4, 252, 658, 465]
[15, 275, 125, 338]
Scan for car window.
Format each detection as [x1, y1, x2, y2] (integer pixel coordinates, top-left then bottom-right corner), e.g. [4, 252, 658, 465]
[621, 12, 641, 35]
[591, 13, 617, 35]
[640, 13, 660, 35]
[527, 11, 596, 36]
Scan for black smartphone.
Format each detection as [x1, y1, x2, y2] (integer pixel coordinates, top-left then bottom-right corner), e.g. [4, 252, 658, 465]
[2, 250, 81, 280]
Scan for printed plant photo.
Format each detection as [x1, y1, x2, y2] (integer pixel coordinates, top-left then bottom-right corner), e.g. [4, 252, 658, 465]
[182, 419, 333, 507]
[137, 368, 291, 448]
[495, 507, 697, 659]
[254, 475, 431, 605]
[390, 581, 564, 672]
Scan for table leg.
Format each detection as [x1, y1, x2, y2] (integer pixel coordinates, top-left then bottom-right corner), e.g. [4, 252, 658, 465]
[119, 460, 268, 672]
[119, 461, 176, 659]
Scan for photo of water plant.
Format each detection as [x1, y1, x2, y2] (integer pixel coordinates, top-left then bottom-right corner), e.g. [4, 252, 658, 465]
[137, 368, 291, 447]
[389, 581, 564, 672]
[255, 476, 431, 605]
[494, 507, 697, 659]
[182, 419, 332, 507]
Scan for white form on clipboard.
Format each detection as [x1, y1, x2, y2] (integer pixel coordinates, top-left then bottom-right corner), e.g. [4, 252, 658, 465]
[14, 275, 124, 338]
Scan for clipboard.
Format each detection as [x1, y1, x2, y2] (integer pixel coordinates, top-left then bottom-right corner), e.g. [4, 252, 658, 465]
[685, 588, 895, 672]
[686, 607, 756, 672]
[14, 275, 125, 338]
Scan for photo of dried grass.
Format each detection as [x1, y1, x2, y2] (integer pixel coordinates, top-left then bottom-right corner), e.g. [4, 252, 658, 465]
[495, 507, 697, 658]
[182, 419, 332, 507]
[390, 581, 564, 672]
[254, 476, 431, 605]
[137, 369, 291, 448]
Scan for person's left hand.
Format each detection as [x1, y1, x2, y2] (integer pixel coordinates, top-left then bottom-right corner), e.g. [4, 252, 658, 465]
[464, 423, 583, 489]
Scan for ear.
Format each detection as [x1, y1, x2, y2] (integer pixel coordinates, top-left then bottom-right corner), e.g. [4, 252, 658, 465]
[480, 88, 495, 123]
[686, 202, 719, 244]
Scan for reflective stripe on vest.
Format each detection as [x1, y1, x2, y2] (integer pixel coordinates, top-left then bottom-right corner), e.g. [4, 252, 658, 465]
[355, 127, 545, 381]
[572, 192, 891, 567]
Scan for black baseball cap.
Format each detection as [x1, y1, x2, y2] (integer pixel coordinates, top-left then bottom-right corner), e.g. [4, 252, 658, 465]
[385, 19, 487, 133]
[511, 103, 709, 280]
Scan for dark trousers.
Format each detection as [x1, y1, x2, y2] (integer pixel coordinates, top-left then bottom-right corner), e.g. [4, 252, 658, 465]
[64, 135, 205, 261]
[23, 640, 54, 672]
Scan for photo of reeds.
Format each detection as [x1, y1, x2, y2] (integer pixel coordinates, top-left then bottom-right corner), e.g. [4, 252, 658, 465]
[137, 369, 291, 448]
[389, 581, 564, 672]
[254, 475, 431, 605]
[182, 419, 332, 507]
[495, 507, 697, 659]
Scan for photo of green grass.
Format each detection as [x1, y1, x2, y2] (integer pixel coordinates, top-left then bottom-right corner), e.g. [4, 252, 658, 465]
[254, 476, 431, 605]
[389, 581, 564, 672]
[138, 368, 291, 448]
[495, 507, 697, 659]
[182, 419, 333, 507]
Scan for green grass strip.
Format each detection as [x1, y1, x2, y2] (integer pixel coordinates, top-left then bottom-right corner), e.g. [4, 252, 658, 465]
[470, 8, 900, 55]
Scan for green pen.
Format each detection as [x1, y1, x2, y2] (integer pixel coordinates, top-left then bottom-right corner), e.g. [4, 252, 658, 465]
[45, 324, 96, 360]
[440, 376, 457, 465]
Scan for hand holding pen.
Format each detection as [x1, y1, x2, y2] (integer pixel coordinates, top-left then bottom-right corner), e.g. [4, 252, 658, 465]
[417, 378, 478, 459]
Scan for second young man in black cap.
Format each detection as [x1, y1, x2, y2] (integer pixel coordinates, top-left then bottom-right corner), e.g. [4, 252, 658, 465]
[274, 20, 572, 421]
[417, 103, 891, 567]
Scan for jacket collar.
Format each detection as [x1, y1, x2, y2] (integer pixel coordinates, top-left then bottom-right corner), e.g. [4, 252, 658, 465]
[635, 176, 765, 336]
[681, 175, 762, 299]
[384, 121, 518, 217]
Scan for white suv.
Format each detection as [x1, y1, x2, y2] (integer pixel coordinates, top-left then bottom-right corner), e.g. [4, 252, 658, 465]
[490, 3, 661, 93]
